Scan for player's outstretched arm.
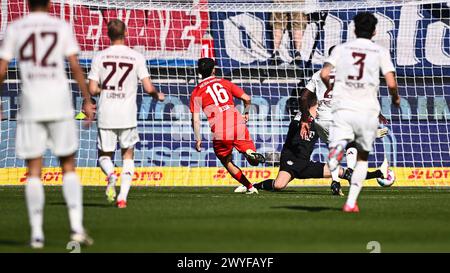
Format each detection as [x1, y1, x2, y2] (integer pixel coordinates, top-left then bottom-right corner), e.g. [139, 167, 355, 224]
[0, 59, 9, 120]
[320, 62, 334, 89]
[142, 77, 165, 101]
[68, 54, 95, 123]
[192, 112, 202, 152]
[384, 71, 400, 107]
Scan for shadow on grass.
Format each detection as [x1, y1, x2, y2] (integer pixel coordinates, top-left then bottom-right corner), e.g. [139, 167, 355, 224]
[272, 205, 341, 212]
[49, 202, 111, 208]
[268, 190, 337, 195]
[0, 239, 25, 247]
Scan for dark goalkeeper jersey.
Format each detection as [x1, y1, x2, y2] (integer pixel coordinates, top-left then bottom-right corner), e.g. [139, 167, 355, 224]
[282, 112, 319, 161]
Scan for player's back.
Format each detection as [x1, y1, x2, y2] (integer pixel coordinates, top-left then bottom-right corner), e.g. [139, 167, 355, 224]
[330, 38, 395, 114]
[1, 12, 79, 121]
[90, 45, 148, 129]
[190, 76, 246, 140]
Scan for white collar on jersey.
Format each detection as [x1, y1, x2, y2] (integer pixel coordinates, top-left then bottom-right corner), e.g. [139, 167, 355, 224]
[199, 76, 216, 83]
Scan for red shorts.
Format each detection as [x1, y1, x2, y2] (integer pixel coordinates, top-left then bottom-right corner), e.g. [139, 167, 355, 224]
[213, 139, 256, 160]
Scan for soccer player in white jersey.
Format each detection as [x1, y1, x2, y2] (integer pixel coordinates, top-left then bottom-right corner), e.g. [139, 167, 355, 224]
[0, 0, 95, 248]
[88, 19, 165, 208]
[320, 12, 400, 213]
[301, 46, 391, 196]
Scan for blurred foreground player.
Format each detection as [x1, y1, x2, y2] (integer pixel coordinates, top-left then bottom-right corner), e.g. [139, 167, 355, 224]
[236, 91, 389, 192]
[0, 0, 95, 248]
[191, 58, 265, 194]
[321, 12, 400, 212]
[88, 19, 165, 208]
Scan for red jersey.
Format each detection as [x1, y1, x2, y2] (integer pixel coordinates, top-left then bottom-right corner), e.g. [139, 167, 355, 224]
[190, 76, 250, 141]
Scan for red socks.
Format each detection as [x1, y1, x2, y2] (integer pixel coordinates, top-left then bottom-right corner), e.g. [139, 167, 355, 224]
[232, 170, 253, 189]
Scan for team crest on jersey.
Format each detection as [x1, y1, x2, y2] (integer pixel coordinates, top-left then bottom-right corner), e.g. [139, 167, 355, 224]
[304, 131, 316, 142]
[287, 160, 294, 166]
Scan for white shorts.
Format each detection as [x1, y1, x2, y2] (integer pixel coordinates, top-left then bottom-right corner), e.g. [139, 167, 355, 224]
[97, 128, 140, 152]
[16, 119, 78, 159]
[315, 119, 332, 144]
[329, 110, 378, 152]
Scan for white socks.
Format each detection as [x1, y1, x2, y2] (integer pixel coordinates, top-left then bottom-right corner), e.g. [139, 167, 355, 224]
[118, 159, 134, 202]
[62, 172, 84, 234]
[331, 168, 341, 182]
[25, 177, 45, 240]
[346, 147, 358, 169]
[346, 161, 368, 208]
[99, 156, 115, 178]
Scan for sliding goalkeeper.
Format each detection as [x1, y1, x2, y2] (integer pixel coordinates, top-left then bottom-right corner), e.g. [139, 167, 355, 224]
[235, 91, 392, 193]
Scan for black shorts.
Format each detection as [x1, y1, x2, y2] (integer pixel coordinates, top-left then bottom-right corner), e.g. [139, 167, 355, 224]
[279, 149, 325, 179]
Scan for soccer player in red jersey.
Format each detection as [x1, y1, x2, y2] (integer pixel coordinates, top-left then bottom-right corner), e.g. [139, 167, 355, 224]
[190, 58, 265, 194]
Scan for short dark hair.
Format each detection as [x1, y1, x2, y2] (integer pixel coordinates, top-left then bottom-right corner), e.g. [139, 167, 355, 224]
[107, 19, 126, 41]
[305, 89, 318, 109]
[328, 45, 336, 57]
[197, 58, 215, 78]
[28, 0, 50, 9]
[353, 12, 378, 39]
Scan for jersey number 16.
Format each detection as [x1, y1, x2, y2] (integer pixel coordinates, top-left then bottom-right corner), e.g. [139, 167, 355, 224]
[206, 83, 229, 106]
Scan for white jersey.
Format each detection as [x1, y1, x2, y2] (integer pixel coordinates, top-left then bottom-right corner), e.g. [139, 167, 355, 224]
[305, 69, 334, 121]
[325, 38, 395, 114]
[0, 12, 79, 121]
[88, 45, 150, 129]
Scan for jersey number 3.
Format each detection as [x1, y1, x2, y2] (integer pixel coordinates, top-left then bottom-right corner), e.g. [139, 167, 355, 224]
[206, 83, 229, 106]
[347, 52, 366, 81]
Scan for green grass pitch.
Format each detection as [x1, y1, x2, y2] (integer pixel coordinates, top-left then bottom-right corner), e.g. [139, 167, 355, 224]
[1, 186, 450, 253]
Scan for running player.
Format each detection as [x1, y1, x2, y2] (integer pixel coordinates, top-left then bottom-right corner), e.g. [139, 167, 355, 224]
[190, 58, 265, 194]
[236, 91, 387, 192]
[301, 45, 390, 196]
[321, 12, 400, 212]
[0, 0, 95, 248]
[88, 19, 165, 208]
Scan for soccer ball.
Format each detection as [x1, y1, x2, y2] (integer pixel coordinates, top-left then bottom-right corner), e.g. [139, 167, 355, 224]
[376, 169, 396, 187]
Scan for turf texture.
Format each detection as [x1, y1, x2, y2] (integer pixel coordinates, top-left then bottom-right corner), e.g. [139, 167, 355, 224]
[0, 186, 450, 253]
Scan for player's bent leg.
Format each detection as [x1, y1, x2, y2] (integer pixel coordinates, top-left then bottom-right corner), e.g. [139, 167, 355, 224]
[273, 171, 294, 191]
[59, 154, 93, 246]
[221, 154, 257, 194]
[252, 179, 273, 191]
[99, 151, 117, 203]
[345, 144, 358, 170]
[316, 120, 344, 196]
[25, 157, 45, 248]
[323, 164, 345, 196]
[328, 140, 348, 171]
[244, 150, 266, 166]
[117, 148, 135, 208]
[235, 139, 265, 166]
[98, 129, 120, 202]
[253, 171, 293, 191]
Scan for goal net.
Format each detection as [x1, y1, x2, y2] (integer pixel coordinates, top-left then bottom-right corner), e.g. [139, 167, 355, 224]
[1, 0, 449, 186]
